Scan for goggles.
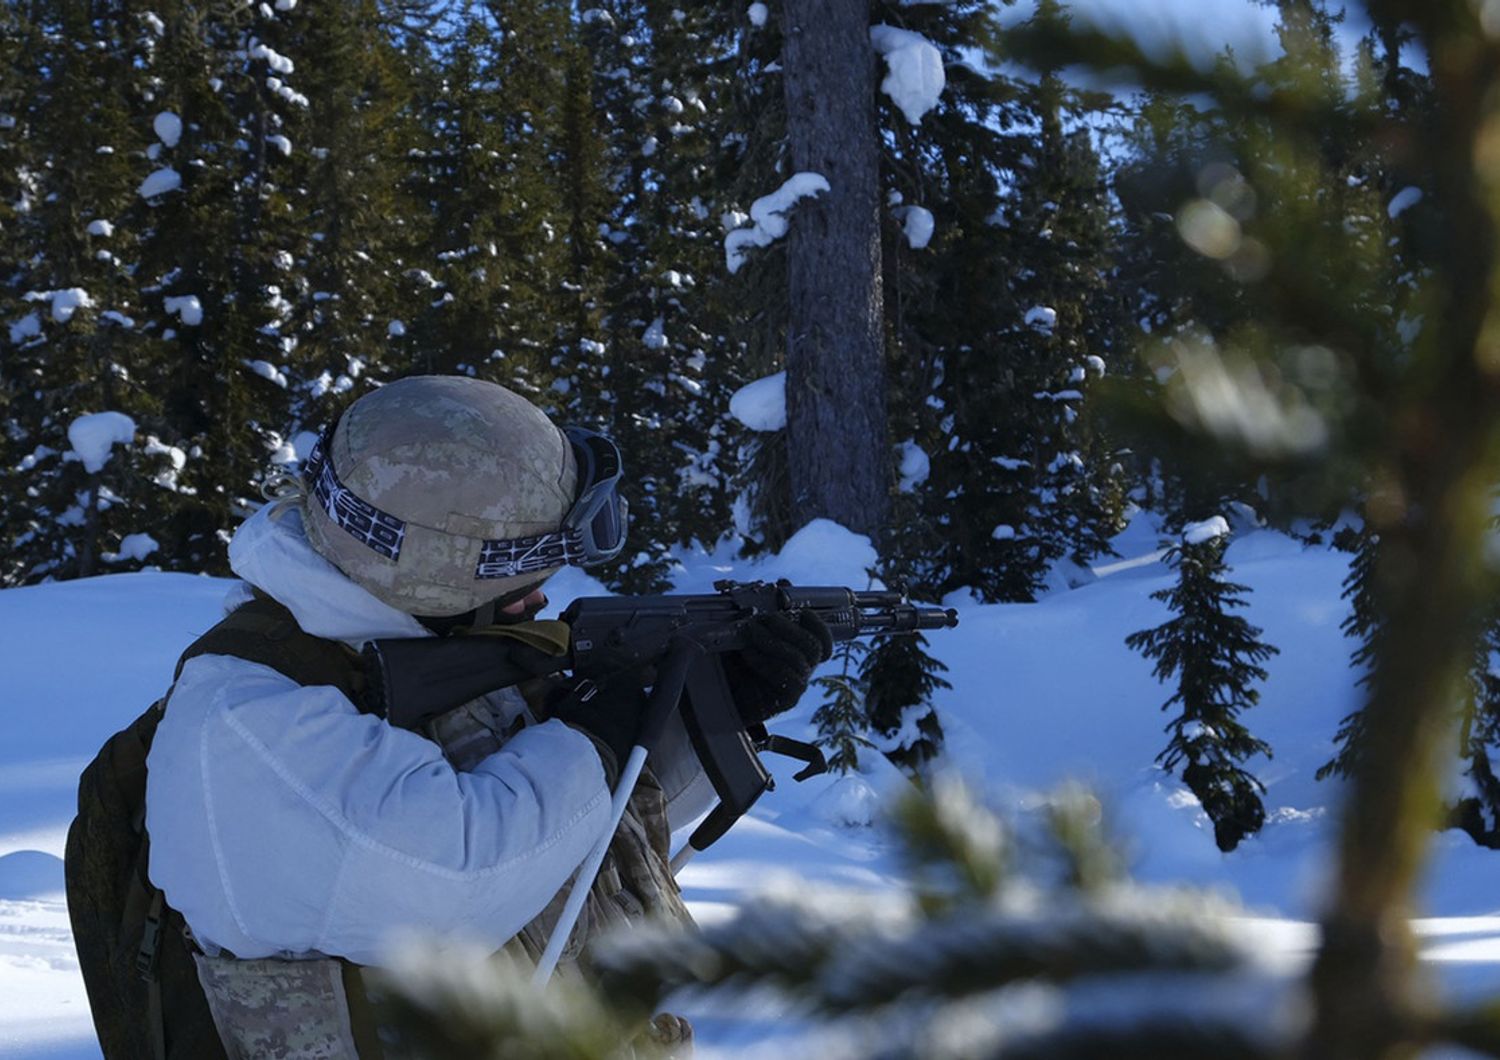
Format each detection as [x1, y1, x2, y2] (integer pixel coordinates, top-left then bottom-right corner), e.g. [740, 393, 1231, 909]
[471, 426, 629, 580]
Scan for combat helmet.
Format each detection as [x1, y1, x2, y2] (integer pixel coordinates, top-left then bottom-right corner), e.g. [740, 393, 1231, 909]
[301, 375, 628, 616]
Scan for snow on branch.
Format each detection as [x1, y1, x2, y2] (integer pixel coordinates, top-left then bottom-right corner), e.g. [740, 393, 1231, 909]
[870, 24, 945, 126]
[68, 412, 136, 473]
[730, 371, 786, 431]
[723, 173, 831, 274]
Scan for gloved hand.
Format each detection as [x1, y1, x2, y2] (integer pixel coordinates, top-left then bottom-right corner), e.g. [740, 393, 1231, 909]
[720, 610, 834, 725]
[549, 674, 650, 775]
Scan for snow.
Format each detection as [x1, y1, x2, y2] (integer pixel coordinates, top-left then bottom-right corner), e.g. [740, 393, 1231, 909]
[98, 311, 135, 329]
[152, 111, 181, 148]
[163, 294, 202, 326]
[724, 173, 831, 274]
[248, 41, 294, 75]
[1024, 304, 1058, 332]
[104, 534, 159, 564]
[387, 320, 406, 337]
[1388, 186, 1423, 219]
[8, 313, 42, 345]
[747, 2, 768, 26]
[10, 521, 1500, 1055]
[642, 316, 669, 351]
[900, 205, 934, 249]
[137, 167, 181, 199]
[245, 359, 289, 388]
[274, 0, 297, 9]
[142, 11, 164, 34]
[266, 134, 293, 157]
[992, 524, 1017, 540]
[1183, 515, 1232, 545]
[869, 24, 946, 126]
[24, 289, 94, 325]
[897, 439, 930, 492]
[85, 220, 113, 237]
[67, 412, 135, 473]
[729, 371, 787, 432]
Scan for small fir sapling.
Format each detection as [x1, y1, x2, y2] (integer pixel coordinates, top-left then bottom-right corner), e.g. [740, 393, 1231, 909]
[1125, 518, 1277, 852]
[1317, 523, 1379, 781]
[811, 638, 875, 775]
[861, 629, 949, 775]
[1449, 607, 1500, 848]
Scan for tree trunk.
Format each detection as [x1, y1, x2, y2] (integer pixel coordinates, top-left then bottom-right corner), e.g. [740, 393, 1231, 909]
[780, 0, 889, 540]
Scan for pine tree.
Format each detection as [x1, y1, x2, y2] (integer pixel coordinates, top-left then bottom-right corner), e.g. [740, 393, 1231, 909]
[1449, 610, 1500, 849]
[779, 0, 890, 538]
[860, 629, 948, 775]
[810, 638, 874, 775]
[1125, 525, 1277, 852]
[1317, 523, 1379, 781]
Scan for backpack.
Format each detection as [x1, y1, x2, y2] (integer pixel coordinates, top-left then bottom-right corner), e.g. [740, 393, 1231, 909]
[64, 593, 380, 1060]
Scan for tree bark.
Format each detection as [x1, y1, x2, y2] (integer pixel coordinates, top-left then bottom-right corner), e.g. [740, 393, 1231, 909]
[780, 0, 890, 539]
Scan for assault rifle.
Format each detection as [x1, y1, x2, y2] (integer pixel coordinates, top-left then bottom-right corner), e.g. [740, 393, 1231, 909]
[366, 580, 957, 858]
[362, 579, 958, 983]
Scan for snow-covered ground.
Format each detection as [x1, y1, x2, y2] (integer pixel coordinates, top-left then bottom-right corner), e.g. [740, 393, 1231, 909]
[3, 515, 1499, 1057]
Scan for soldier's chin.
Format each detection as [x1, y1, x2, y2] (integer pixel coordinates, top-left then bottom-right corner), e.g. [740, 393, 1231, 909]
[500, 587, 548, 618]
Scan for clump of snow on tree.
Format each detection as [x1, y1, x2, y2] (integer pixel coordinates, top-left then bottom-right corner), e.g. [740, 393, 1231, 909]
[724, 173, 831, 274]
[248, 41, 295, 74]
[642, 316, 669, 351]
[387, 320, 406, 337]
[87, 219, 114, 237]
[138, 168, 181, 199]
[164, 295, 202, 326]
[1183, 516, 1231, 546]
[68, 412, 136, 473]
[869, 25, 945, 126]
[246, 360, 289, 387]
[1024, 305, 1057, 333]
[730, 371, 787, 431]
[105, 533, 159, 564]
[897, 439, 930, 492]
[747, 2, 768, 26]
[25, 288, 94, 324]
[992, 524, 1016, 541]
[9, 313, 42, 344]
[153, 111, 182, 148]
[901, 205, 935, 249]
[274, 0, 297, 10]
[1387, 186, 1423, 219]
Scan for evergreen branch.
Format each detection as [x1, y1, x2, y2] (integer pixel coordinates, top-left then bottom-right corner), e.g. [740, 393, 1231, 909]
[813, 896, 1248, 1012]
[993, 24, 1384, 154]
[988, 1018, 1284, 1060]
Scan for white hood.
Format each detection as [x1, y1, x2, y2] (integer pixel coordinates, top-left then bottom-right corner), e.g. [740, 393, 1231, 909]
[228, 501, 428, 646]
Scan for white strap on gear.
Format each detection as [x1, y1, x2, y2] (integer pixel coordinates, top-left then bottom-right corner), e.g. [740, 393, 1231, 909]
[531, 744, 650, 986]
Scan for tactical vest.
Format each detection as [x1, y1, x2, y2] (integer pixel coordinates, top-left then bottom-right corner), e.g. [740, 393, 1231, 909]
[66, 594, 693, 1060]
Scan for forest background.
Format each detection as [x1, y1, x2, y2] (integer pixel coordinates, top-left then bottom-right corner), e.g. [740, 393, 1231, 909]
[15, 0, 1500, 1054]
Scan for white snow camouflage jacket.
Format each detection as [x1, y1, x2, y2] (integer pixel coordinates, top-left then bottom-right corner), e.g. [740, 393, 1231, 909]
[145, 502, 711, 966]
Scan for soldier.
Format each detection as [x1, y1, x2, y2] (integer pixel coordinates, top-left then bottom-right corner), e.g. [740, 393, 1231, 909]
[67, 375, 832, 1058]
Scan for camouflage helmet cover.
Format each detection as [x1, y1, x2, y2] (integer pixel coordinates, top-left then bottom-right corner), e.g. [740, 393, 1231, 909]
[301, 375, 578, 616]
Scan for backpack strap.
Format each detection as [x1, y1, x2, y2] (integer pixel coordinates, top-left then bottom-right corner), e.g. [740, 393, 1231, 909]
[174, 592, 371, 710]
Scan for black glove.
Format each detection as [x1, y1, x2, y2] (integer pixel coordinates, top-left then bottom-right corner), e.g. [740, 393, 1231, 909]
[720, 610, 834, 725]
[549, 674, 650, 774]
